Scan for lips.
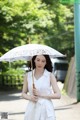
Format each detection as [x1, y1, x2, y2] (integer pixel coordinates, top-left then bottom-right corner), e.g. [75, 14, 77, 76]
[38, 66, 42, 68]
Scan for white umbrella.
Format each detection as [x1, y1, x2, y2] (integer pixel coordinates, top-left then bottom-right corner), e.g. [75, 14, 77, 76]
[0, 43, 65, 88]
[0, 44, 65, 62]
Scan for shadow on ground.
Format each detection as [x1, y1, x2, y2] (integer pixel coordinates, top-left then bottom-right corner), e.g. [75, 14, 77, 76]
[0, 90, 22, 101]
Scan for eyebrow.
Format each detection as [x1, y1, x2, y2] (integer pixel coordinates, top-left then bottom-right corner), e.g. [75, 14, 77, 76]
[37, 58, 46, 61]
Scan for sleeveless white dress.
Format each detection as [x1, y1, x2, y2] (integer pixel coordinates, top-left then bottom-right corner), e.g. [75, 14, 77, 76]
[24, 69, 56, 120]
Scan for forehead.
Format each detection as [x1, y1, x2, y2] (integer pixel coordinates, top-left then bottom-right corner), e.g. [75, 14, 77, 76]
[36, 55, 46, 60]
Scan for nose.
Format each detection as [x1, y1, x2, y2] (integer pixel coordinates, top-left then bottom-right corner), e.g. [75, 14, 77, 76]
[38, 61, 42, 65]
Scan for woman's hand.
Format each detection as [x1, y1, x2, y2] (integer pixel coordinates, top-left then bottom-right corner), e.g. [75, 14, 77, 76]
[30, 95, 38, 102]
[33, 88, 40, 97]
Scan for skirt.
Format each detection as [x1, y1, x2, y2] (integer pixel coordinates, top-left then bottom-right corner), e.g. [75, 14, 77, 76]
[24, 99, 56, 120]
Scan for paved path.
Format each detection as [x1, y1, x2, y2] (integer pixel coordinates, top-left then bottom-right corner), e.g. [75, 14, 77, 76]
[0, 83, 80, 120]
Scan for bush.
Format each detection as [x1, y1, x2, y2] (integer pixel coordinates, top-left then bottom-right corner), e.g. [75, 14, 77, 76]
[2, 68, 25, 75]
[0, 68, 25, 90]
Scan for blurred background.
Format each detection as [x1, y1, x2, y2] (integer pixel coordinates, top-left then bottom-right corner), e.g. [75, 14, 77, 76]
[0, 0, 76, 99]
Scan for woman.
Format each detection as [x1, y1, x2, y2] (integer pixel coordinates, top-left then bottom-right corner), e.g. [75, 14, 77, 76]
[22, 55, 61, 120]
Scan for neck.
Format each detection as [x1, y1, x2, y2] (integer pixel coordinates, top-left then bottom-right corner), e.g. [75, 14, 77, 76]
[35, 68, 45, 75]
[34, 68, 45, 80]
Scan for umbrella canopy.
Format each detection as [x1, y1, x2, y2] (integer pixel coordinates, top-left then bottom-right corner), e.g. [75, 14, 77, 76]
[0, 44, 65, 62]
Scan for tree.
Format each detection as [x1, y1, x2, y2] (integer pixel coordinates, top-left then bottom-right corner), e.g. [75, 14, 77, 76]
[0, 0, 74, 61]
[42, 1, 74, 60]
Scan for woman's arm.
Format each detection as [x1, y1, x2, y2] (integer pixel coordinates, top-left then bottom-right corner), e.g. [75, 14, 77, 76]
[33, 73, 61, 100]
[48, 73, 61, 99]
[22, 73, 38, 102]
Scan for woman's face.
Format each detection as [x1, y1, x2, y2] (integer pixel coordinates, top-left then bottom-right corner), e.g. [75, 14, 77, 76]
[34, 55, 46, 69]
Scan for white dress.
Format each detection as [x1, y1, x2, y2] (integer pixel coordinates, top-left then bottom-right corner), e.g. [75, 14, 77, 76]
[24, 69, 56, 120]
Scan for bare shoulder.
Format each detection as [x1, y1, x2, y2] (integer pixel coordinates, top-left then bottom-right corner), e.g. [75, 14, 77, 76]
[50, 72, 57, 83]
[50, 72, 56, 79]
[50, 72, 60, 95]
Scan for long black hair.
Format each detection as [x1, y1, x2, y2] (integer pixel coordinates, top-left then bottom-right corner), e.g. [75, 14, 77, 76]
[28, 55, 53, 72]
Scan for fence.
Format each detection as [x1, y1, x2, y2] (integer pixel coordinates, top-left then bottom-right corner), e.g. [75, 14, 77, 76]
[0, 74, 24, 89]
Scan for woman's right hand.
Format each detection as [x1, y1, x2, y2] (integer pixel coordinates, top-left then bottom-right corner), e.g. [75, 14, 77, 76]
[30, 95, 38, 102]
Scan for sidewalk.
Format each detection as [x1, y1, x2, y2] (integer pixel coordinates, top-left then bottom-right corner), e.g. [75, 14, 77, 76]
[54, 95, 80, 120]
[0, 83, 80, 120]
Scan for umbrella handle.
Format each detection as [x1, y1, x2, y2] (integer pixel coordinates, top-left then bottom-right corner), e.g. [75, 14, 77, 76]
[33, 83, 36, 89]
[31, 59, 36, 89]
[33, 83, 37, 96]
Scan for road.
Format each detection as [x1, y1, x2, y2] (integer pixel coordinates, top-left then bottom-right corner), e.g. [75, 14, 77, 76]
[0, 82, 80, 120]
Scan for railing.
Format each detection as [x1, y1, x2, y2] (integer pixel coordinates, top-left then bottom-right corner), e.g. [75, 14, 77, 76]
[0, 74, 24, 89]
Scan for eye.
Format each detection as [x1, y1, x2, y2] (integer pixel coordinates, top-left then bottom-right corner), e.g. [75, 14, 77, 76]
[36, 58, 40, 61]
[42, 60, 46, 63]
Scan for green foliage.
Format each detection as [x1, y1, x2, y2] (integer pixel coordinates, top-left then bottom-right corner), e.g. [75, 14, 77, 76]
[1, 67, 24, 90]
[0, 0, 74, 66]
[2, 68, 25, 75]
[42, 2, 74, 61]
[0, 0, 54, 52]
